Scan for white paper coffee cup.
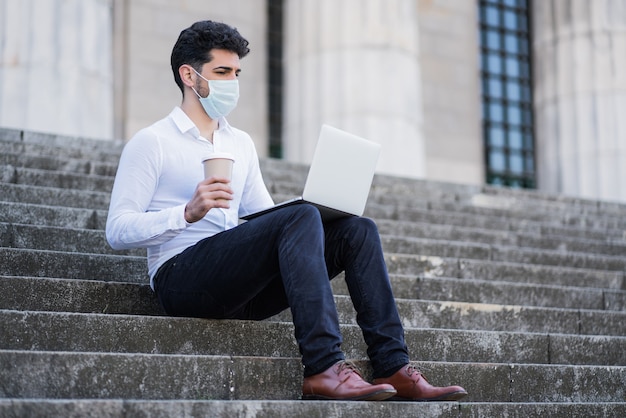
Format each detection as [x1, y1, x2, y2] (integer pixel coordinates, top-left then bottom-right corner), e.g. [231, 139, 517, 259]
[202, 153, 234, 180]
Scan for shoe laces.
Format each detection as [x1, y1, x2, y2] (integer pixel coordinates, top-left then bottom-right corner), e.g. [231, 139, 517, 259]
[405, 364, 429, 381]
[335, 360, 363, 378]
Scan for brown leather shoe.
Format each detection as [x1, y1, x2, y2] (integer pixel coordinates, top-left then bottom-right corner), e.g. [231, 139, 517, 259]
[373, 364, 468, 401]
[302, 361, 397, 401]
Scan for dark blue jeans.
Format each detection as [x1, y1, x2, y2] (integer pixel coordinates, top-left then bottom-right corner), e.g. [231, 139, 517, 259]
[154, 204, 409, 378]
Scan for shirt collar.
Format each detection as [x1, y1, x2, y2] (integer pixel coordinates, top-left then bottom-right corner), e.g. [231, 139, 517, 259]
[170, 107, 198, 137]
[169, 106, 232, 139]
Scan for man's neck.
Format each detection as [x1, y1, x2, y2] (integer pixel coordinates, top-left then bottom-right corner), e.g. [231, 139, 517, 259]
[180, 99, 219, 142]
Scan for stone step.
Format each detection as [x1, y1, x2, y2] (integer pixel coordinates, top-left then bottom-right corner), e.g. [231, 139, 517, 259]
[265, 165, 626, 212]
[4, 163, 626, 233]
[476, 184, 626, 217]
[0, 196, 626, 260]
[0, 223, 144, 256]
[2, 276, 624, 336]
[2, 218, 623, 289]
[3, 127, 626, 221]
[5, 178, 626, 240]
[3, 247, 623, 310]
[1, 166, 115, 194]
[1, 400, 624, 418]
[0, 128, 124, 162]
[5, 192, 623, 252]
[0, 399, 465, 418]
[385, 254, 625, 303]
[391, 298, 626, 337]
[0, 248, 147, 283]
[0, 201, 107, 229]
[371, 174, 626, 219]
[488, 245, 625, 271]
[382, 205, 626, 241]
[4, 173, 625, 247]
[0, 183, 110, 210]
[0, 152, 119, 177]
[377, 219, 626, 257]
[428, 200, 626, 230]
[461, 402, 626, 417]
[2, 243, 622, 298]
[381, 235, 626, 272]
[263, 160, 626, 218]
[257, 184, 626, 236]
[3, 219, 624, 267]
[2, 197, 623, 273]
[4, 127, 626, 414]
[2, 124, 622, 216]
[0, 276, 162, 317]
[2, 310, 625, 366]
[449, 257, 623, 290]
[400, 252, 626, 293]
[271, 178, 626, 228]
[1, 350, 624, 403]
[6, 184, 626, 269]
[372, 274, 626, 311]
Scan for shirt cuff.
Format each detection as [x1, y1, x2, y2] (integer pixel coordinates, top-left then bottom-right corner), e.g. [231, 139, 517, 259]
[172, 204, 192, 229]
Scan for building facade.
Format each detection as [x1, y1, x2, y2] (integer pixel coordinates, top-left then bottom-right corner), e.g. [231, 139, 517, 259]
[0, 0, 624, 202]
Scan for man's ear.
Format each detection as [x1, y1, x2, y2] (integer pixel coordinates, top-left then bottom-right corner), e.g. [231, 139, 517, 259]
[179, 65, 195, 88]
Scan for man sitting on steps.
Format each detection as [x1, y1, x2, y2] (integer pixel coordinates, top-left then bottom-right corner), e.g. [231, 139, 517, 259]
[105, 19, 467, 402]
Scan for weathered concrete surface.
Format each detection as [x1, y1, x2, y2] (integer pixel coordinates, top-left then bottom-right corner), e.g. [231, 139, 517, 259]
[1, 127, 626, 414]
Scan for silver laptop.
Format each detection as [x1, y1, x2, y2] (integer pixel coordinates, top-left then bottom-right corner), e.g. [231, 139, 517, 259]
[241, 124, 381, 222]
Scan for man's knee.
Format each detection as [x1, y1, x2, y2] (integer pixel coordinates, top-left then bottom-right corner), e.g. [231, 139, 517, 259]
[282, 203, 323, 224]
[347, 216, 379, 236]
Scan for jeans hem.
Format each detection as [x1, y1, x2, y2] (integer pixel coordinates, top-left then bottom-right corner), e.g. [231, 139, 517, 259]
[303, 355, 346, 378]
[372, 357, 410, 379]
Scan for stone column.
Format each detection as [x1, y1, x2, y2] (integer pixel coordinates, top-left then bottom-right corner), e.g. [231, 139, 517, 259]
[0, 0, 113, 139]
[532, 0, 626, 202]
[283, 0, 425, 177]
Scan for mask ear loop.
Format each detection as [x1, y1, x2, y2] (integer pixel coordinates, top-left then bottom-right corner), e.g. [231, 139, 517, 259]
[189, 67, 209, 99]
[192, 67, 208, 81]
[191, 86, 205, 99]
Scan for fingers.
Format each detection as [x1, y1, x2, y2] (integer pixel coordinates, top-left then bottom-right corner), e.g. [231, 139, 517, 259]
[198, 177, 234, 200]
[202, 175, 232, 186]
[184, 178, 234, 223]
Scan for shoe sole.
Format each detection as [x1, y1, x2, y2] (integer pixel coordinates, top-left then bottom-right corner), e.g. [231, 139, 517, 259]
[387, 390, 468, 402]
[302, 388, 398, 401]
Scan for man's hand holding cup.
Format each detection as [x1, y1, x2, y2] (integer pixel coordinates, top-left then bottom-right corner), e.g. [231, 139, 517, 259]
[185, 153, 235, 223]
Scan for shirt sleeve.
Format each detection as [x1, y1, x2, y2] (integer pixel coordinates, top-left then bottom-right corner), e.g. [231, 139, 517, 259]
[105, 129, 189, 250]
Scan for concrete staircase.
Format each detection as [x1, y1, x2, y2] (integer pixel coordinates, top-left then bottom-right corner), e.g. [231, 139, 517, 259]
[0, 127, 625, 417]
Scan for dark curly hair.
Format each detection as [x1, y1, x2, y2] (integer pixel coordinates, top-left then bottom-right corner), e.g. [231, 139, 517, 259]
[170, 20, 250, 93]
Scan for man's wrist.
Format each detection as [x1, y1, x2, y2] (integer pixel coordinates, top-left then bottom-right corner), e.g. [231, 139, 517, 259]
[183, 204, 195, 224]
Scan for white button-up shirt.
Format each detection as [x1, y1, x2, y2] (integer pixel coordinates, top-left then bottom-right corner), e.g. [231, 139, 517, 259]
[106, 107, 274, 286]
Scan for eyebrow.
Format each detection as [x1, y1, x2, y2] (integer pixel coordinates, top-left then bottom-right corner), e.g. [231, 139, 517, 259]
[212, 66, 241, 74]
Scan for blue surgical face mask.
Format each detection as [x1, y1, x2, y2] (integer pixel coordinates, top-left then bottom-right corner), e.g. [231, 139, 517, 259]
[191, 68, 239, 120]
